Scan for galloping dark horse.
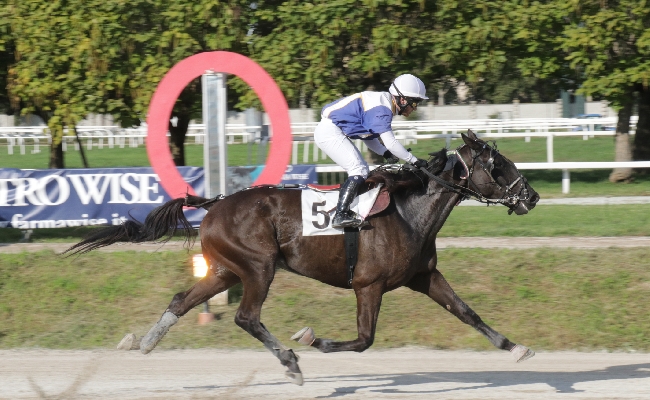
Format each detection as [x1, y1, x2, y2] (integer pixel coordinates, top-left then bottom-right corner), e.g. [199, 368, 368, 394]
[66, 130, 540, 385]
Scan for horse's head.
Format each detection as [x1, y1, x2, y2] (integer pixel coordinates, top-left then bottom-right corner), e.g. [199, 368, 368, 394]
[458, 129, 539, 215]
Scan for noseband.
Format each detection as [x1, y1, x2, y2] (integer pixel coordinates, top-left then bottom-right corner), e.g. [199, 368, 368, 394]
[466, 143, 531, 213]
[417, 143, 530, 213]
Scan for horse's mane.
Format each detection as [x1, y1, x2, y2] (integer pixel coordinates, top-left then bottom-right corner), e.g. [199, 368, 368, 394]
[365, 148, 448, 194]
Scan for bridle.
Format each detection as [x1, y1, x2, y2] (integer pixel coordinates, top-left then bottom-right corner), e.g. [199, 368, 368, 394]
[416, 142, 530, 214]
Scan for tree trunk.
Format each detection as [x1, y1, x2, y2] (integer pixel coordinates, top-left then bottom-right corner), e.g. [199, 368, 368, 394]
[73, 125, 89, 168]
[169, 113, 191, 166]
[48, 140, 64, 169]
[37, 110, 65, 169]
[609, 100, 633, 182]
[633, 85, 650, 162]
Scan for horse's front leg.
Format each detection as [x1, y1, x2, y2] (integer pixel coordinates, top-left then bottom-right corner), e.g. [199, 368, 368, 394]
[406, 269, 535, 363]
[292, 282, 384, 353]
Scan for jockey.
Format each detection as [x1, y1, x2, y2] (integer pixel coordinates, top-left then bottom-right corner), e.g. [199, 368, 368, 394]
[314, 74, 429, 229]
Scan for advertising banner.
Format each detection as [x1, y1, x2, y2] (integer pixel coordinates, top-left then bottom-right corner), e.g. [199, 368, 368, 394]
[0, 165, 317, 229]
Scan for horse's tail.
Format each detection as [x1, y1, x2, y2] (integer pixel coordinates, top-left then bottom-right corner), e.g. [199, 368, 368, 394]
[64, 195, 214, 256]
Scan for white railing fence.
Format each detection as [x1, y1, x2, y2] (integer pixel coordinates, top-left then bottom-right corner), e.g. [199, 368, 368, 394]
[0, 116, 637, 158]
[316, 161, 650, 194]
[2, 117, 647, 194]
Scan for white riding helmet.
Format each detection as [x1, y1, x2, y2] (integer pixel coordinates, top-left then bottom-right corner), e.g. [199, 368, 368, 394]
[389, 74, 429, 100]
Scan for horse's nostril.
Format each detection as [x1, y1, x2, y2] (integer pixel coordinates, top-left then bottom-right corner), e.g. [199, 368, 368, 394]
[529, 193, 540, 204]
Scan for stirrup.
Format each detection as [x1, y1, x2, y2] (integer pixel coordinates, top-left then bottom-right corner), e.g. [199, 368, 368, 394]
[332, 212, 363, 229]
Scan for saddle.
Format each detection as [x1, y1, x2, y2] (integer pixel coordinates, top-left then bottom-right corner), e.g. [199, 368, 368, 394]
[306, 183, 391, 218]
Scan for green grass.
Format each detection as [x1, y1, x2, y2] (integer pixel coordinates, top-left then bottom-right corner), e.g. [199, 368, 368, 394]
[3, 136, 649, 199]
[0, 135, 620, 169]
[0, 142, 262, 170]
[1, 203, 649, 243]
[2, 249, 650, 351]
[442, 204, 650, 237]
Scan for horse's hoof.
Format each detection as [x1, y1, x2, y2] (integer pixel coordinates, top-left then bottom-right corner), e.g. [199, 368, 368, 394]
[116, 333, 137, 351]
[285, 371, 304, 386]
[511, 344, 535, 363]
[291, 327, 315, 346]
[140, 311, 179, 354]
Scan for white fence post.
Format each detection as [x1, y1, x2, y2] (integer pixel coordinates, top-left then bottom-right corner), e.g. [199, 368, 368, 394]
[292, 141, 299, 164]
[303, 140, 310, 163]
[562, 169, 570, 194]
[546, 134, 554, 163]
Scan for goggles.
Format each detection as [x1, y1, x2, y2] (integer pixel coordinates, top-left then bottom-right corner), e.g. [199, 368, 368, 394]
[391, 83, 424, 111]
[405, 97, 423, 109]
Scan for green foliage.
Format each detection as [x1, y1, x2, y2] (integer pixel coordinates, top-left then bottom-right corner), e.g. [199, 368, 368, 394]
[4, 0, 650, 165]
[0, 4, 13, 115]
[247, 0, 439, 108]
[5, 0, 255, 167]
[561, 0, 650, 108]
[9, 1, 105, 137]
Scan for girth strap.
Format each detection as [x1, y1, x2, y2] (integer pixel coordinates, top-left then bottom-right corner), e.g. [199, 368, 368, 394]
[344, 227, 359, 286]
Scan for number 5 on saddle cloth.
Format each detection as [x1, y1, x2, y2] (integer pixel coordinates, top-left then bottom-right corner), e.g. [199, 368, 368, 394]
[300, 184, 384, 236]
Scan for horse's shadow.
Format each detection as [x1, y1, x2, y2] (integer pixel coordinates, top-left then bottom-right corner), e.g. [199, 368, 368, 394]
[311, 362, 650, 397]
[185, 362, 650, 397]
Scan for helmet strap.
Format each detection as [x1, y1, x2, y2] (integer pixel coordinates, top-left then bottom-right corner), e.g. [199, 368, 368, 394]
[391, 83, 410, 115]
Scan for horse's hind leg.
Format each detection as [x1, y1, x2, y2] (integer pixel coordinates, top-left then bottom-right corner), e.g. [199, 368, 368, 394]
[292, 282, 384, 353]
[406, 269, 534, 363]
[118, 265, 241, 353]
[234, 275, 304, 385]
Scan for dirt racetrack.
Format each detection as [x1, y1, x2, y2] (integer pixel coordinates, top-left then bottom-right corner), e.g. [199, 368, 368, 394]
[3, 226, 650, 398]
[1, 348, 649, 399]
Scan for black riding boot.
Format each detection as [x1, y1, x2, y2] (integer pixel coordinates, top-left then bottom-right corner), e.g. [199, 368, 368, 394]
[332, 175, 365, 229]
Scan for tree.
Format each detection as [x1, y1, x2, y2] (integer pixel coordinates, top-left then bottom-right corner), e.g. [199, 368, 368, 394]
[8, 0, 113, 168]
[103, 0, 253, 166]
[471, 64, 564, 104]
[7, 0, 253, 168]
[462, 0, 647, 180]
[247, 0, 438, 108]
[0, 4, 15, 116]
[441, 1, 578, 104]
[560, 0, 650, 179]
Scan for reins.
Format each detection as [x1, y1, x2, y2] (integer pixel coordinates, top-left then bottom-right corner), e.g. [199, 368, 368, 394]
[416, 142, 530, 213]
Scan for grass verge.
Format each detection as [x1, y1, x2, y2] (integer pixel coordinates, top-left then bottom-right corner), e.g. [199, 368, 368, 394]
[2, 203, 650, 243]
[1, 249, 649, 351]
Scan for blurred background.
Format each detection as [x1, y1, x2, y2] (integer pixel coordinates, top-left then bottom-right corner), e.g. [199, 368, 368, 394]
[1, 1, 650, 352]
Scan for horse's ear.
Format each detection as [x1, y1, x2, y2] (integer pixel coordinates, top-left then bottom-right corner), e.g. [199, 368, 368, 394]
[462, 129, 481, 150]
[443, 153, 456, 173]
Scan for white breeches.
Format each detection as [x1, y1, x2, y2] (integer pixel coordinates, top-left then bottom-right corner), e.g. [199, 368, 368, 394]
[314, 118, 369, 178]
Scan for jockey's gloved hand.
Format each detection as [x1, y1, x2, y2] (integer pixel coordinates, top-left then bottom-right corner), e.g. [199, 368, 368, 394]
[383, 150, 399, 164]
[413, 158, 428, 169]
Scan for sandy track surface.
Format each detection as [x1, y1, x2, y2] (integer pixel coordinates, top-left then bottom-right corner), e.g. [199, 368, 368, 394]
[2, 236, 650, 254]
[1, 348, 649, 399]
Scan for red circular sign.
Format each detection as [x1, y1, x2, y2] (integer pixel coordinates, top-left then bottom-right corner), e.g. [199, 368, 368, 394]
[146, 51, 292, 198]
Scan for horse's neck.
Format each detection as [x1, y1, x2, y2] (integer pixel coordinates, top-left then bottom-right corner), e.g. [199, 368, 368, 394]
[396, 182, 462, 240]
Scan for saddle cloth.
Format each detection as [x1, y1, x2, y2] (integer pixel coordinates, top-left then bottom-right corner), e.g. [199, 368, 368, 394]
[301, 184, 386, 236]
